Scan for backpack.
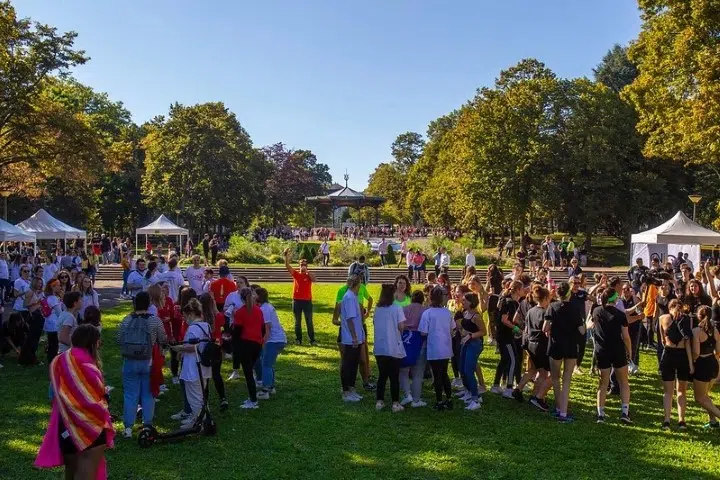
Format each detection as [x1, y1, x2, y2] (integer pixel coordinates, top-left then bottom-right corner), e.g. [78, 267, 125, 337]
[193, 323, 219, 367]
[40, 297, 53, 318]
[120, 313, 153, 360]
[349, 262, 367, 280]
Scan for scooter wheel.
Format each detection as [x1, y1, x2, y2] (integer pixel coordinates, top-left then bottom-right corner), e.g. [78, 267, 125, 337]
[203, 418, 217, 436]
[137, 429, 155, 448]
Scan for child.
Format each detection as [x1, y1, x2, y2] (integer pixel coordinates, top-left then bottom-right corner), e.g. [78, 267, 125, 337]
[419, 286, 455, 410]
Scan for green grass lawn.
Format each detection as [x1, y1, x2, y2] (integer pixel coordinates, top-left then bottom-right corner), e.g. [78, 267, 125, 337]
[2, 283, 719, 479]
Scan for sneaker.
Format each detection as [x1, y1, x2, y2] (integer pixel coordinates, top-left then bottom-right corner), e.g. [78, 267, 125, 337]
[557, 415, 574, 424]
[224, 353, 232, 360]
[620, 413, 633, 425]
[432, 402, 446, 411]
[443, 399, 454, 410]
[451, 378, 463, 389]
[573, 366, 584, 375]
[363, 382, 377, 391]
[411, 400, 427, 408]
[502, 388, 514, 399]
[511, 388, 524, 403]
[170, 410, 191, 421]
[661, 421, 671, 431]
[158, 384, 168, 392]
[257, 391, 270, 400]
[350, 391, 364, 401]
[400, 396, 413, 406]
[376, 400, 385, 411]
[552, 410, 576, 420]
[171, 376, 180, 385]
[180, 415, 198, 427]
[256, 380, 264, 388]
[295, 339, 302, 346]
[220, 399, 229, 411]
[477, 386, 487, 395]
[454, 389, 468, 398]
[703, 421, 720, 430]
[241, 400, 259, 409]
[678, 421, 687, 431]
[343, 393, 361, 403]
[465, 400, 482, 411]
[123, 427, 133, 439]
[596, 414, 606, 424]
[490, 385, 502, 395]
[310, 341, 319, 347]
[391, 403, 404, 413]
[227, 370, 241, 381]
[268, 387, 277, 395]
[459, 391, 472, 403]
[529, 397, 550, 412]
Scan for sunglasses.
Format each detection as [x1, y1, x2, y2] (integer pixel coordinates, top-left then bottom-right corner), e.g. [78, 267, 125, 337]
[21, 269, 29, 273]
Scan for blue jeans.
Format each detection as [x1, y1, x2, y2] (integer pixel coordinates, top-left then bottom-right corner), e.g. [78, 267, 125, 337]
[460, 338, 484, 399]
[122, 270, 129, 295]
[122, 358, 154, 428]
[261, 342, 285, 388]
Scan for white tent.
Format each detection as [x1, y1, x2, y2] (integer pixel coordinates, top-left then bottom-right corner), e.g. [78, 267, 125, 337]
[136, 215, 189, 254]
[0, 218, 36, 244]
[630, 211, 720, 270]
[16, 209, 86, 253]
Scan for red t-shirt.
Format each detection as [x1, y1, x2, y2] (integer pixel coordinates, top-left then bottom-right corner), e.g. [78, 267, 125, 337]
[291, 270, 313, 301]
[210, 278, 237, 305]
[233, 305, 264, 344]
[212, 312, 225, 343]
[158, 297, 184, 341]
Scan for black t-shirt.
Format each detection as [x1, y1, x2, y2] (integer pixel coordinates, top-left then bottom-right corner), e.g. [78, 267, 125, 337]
[545, 301, 581, 344]
[202, 239, 210, 251]
[526, 305, 547, 345]
[497, 295, 518, 343]
[570, 290, 587, 322]
[591, 305, 627, 353]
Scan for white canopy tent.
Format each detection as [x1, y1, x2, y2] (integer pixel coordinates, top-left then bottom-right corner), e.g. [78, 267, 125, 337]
[630, 211, 720, 270]
[16, 209, 86, 251]
[136, 215, 189, 255]
[0, 218, 37, 251]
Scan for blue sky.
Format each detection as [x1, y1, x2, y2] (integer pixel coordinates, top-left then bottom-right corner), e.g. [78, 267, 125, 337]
[17, 0, 641, 189]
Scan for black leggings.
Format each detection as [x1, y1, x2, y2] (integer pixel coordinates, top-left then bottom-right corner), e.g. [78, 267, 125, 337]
[46, 332, 59, 364]
[170, 350, 180, 377]
[375, 355, 400, 402]
[577, 332, 587, 368]
[451, 334, 461, 378]
[237, 339, 262, 402]
[341, 345, 361, 391]
[19, 311, 44, 365]
[494, 341, 518, 388]
[628, 321, 641, 366]
[429, 359, 451, 402]
[211, 358, 226, 400]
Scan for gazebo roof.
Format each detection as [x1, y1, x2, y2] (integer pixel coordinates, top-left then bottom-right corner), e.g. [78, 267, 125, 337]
[306, 176, 385, 207]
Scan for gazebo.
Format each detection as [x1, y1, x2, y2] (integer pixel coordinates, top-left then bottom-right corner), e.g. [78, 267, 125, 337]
[305, 174, 386, 228]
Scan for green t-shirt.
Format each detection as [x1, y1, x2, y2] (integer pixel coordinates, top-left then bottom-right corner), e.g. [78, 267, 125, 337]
[336, 283, 369, 305]
[393, 294, 411, 307]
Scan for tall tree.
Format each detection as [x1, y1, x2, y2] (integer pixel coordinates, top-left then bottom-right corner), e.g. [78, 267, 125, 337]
[391, 131, 425, 171]
[142, 102, 268, 231]
[625, 1, 720, 164]
[365, 162, 408, 224]
[593, 44, 638, 93]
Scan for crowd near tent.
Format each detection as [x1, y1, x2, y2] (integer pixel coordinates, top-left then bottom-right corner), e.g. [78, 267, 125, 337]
[630, 211, 720, 269]
[0, 218, 36, 249]
[16, 209, 86, 250]
[136, 215, 189, 252]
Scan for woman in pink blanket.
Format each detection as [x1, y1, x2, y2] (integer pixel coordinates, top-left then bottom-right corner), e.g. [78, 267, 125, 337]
[35, 324, 115, 479]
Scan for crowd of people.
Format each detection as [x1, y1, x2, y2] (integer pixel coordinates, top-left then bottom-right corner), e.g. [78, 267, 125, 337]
[1, 237, 719, 478]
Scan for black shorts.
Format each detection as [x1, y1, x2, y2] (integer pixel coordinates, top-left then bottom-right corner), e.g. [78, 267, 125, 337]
[548, 340, 578, 361]
[693, 355, 719, 383]
[526, 341, 550, 371]
[660, 347, 691, 382]
[595, 349, 627, 370]
[59, 418, 106, 455]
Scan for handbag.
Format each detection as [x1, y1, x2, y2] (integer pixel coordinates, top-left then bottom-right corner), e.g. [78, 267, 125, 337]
[195, 323, 220, 367]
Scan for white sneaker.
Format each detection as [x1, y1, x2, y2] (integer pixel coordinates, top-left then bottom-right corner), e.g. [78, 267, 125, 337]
[224, 353, 232, 360]
[241, 399, 259, 409]
[465, 400, 482, 411]
[459, 391, 473, 403]
[451, 378, 463, 389]
[400, 396, 413, 406]
[159, 384, 168, 392]
[180, 416, 198, 429]
[477, 386, 487, 395]
[123, 427, 132, 439]
[502, 388, 514, 399]
[454, 389, 468, 398]
[227, 370, 241, 381]
[376, 400, 385, 411]
[392, 403, 404, 413]
[490, 385, 502, 394]
[343, 393, 361, 403]
[256, 380, 264, 388]
[268, 387, 277, 395]
[411, 400, 427, 408]
[171, 376, 180, 385]
[257, 391, 270, 400]
[350, 391, 364, 401]
[170, 410, 191, 421]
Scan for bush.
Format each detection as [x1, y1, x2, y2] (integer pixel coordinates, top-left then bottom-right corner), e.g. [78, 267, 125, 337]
[300, 244, 315, 262]
[267, 254, 284, 264]
[330, 238, 372, 265]
[385, 247, 397, 265]
[227, 234, 295, 264]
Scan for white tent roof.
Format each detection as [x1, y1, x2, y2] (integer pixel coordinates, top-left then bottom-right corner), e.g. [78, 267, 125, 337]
[136, 215, 189, 235]
[631, 211, 720, 245]
[16, 209, 86, 240]
[0, 218, 36, 243]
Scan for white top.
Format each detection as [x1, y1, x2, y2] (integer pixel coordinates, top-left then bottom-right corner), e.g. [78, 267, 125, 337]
[372, 305, 406, 358]
[43, 263, 59, 285]
[406, 251, 413, 267]
[418, 307, 454, 360]
[57, 311, 78, 354]
[320, 242, 330, 255]
[439, 253, 450, 268]
[378, 241, 388, 255]
[127, 269, 146, 297]
[0, 259, 8, 280]
[13, 277, 31, 311]
[180, 322, 212, 381]
[43, 294, 63, 332]
[261, 303, 287, 344]
[340, 289, 365, 345]
[224, 290, 244, 317]
[159, 268, 185, 302]
[184, 266, 205, 293]
[79, 290, 99, 319]
[465, 253, 476, 267]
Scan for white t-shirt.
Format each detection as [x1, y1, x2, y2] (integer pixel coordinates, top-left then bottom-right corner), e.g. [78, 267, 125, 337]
[320, 243, 330, 255]
[184, 266, 205, 293]
[378, 241, 388, 255]
[261, 303, 287, 344]
[440, 253, 450, 267]
[406, 252, 413, 267]
[180, 322, 212, 382]
[148, 304, 159, 316]
[57, 311, 78, 354]
[79, 291, 99, 319]
[13, 277, 31, 311]
[127, 269, 146, 297]
[43, 294, 63, 332]
[224, 291, 244, 317]
[159, 268, 185, 302]
[418, 307, 454, 360]
[43, 263, 59, 285]
[465, 253, 476, 267]
[372, 305, 406, 358]
[340, 290, 365, 345]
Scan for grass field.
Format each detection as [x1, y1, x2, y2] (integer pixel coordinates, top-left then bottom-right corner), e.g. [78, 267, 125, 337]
[2, 283, 719, 479]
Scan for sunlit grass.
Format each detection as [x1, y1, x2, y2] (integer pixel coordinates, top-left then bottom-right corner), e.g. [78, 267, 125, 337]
[0, 283, 718, 479]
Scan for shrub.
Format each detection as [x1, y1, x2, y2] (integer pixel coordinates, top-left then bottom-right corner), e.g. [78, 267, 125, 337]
[300, 244, 314, 262]
[330, 238, 372, 265]
[385, 246, 397, 265]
